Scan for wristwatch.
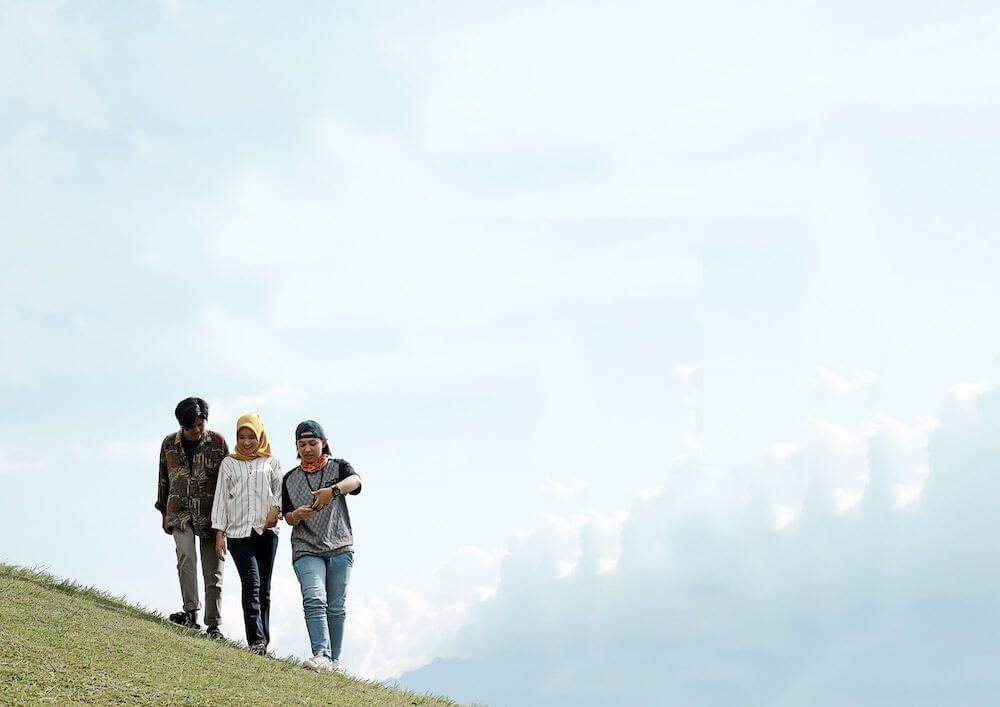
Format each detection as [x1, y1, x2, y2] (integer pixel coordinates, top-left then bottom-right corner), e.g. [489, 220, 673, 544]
[330, 485, 342, 499]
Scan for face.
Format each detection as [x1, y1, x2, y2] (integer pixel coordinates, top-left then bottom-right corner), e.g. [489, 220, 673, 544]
[238, 427, 259, 455]
[296, 437, 324, 463]
[182, 418, 205, 442]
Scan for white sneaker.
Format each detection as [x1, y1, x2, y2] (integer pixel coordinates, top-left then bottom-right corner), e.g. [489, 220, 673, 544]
[313, 656, 335, 674]
[330, 660, 346, 674]
[302, 654, 326, 671]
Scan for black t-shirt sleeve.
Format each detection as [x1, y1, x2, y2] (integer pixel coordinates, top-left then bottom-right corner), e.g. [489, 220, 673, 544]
[281, 470, 295, 515]
[332, 459, 361, 495]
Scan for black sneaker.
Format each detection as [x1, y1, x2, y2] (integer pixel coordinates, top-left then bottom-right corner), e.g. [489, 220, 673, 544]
[206, 625, 224, 640]
[168, 610, 200, 630]
[249, 641, 268, 656]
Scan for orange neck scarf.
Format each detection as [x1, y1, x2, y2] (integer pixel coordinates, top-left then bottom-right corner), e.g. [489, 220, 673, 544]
[300, 454, 329, 473]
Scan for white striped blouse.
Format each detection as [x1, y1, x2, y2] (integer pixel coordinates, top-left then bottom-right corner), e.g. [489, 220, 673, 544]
[210, 455, 283, 539]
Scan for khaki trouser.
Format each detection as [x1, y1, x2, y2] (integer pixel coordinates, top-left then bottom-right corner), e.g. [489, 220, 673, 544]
[173, 521, 224, 627]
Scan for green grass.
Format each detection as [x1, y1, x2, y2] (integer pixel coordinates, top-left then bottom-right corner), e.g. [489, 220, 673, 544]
[0, 563, 459, 706]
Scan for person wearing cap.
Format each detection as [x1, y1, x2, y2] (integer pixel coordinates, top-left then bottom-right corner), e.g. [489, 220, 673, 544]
[281, 420, 362, 674]
[155, 396, 229, 638]
[210, 411, 283, 655]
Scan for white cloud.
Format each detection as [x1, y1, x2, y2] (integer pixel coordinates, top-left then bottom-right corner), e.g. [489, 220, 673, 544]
[347, 586, 471, 679]
[871, 414, 937, 508]
[777, 417, 877, 516]
[818, 367, 878, 395]
[555, 560, 576, 578]
[894, 484, 923, 508]
[675, 364, 701, 381]
[761, 413, 939, 520]
[400, 384, 1000, 706]
[339, 543, 506, 679]
[830, 487, 866, 514]
[680, 429, 702, 449]
[637, 487, 663, 503]
[770, 442, 800, 460]
[770, 503, 800, 530]
[542, 478, 587, 497]
[948, 380, 993, 405]
[323, 506, 636, 680]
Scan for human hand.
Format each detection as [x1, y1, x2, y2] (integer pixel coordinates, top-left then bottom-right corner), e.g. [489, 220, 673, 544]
[264, 507, 279, 529]
[294, 505, 317, 523]
[311, 487, 333, 511]
[215, 532, 227, 561]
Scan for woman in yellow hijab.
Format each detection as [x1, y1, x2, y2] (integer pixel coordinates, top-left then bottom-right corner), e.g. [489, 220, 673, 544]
[209, 411, 283, 654]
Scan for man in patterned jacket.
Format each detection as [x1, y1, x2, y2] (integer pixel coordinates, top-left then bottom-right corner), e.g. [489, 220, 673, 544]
[155, 396, 229, 638]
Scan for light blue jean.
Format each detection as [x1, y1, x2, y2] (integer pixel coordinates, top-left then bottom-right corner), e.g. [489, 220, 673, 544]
[292, 551, 354, 660]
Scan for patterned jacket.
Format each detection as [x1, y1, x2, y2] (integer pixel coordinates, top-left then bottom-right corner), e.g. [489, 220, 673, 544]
[155, 430, 230, 538]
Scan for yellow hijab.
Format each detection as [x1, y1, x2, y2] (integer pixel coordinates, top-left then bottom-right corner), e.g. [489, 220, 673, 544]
[231, 411, 272, 460]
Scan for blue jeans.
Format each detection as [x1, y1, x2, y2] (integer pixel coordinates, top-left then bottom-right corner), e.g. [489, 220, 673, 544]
[228, 529, 278, 646]
[292, 551, 354, 660]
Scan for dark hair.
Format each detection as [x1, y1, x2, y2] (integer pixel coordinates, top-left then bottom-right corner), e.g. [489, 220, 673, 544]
[174, 397, 209, 429]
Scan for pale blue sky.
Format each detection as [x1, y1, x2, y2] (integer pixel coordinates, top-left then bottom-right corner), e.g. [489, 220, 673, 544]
[3, 1, 1000, 705]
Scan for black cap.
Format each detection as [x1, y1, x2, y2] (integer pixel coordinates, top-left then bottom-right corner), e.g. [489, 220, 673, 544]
[295, 420, 325, 441]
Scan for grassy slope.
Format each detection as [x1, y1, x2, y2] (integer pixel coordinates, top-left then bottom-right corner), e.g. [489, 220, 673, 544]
[0, 564, 457, 706]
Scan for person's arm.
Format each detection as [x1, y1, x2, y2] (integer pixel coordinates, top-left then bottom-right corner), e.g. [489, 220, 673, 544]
[339, 474, 363, 495]
[211, 460, 230, 559]
[334, 460, 361, 495]
[311, 478, 360, 508]
[155, 440, 171, 534]
[311, 460, 362, 509]
[211, 459, 230, 533]
[285, 505, 319, 526]
[282, 473, 298, 524]
[263, 458, 282, 529]
[312, 459, 361, 510]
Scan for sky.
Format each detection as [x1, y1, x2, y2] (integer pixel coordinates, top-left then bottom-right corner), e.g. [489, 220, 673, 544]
[2, 1, 1000, 705]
